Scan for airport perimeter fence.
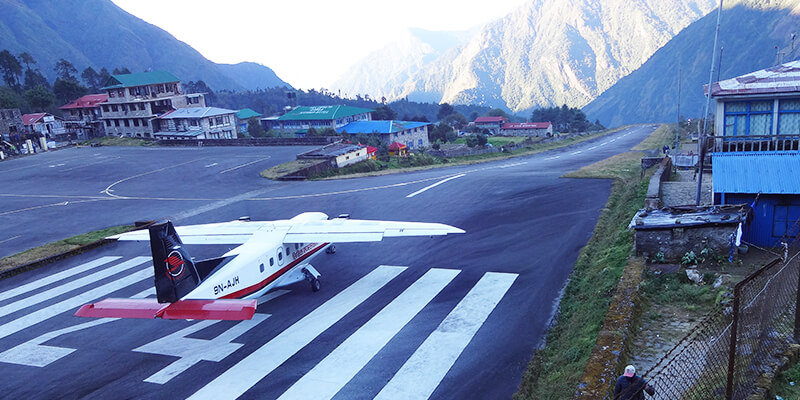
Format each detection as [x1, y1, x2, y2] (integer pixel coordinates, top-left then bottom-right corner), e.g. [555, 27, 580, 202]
[636, 253, 800, 400]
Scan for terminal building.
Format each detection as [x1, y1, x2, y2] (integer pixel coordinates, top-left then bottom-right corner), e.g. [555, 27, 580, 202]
[272, 105, 373, 134]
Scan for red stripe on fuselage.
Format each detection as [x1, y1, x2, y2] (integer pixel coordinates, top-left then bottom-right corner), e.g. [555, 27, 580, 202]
[220, 243, 329, 299]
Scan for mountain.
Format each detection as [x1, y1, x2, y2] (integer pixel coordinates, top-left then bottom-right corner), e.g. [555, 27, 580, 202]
[217, 62, 290, 90]
[0, 0, 290, 91]
[583, 0, 800, 127]
[332, 28, 475, 102]
[331, 0, 717, 113]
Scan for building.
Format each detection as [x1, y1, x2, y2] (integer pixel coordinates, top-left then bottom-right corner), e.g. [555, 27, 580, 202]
[0, 108, 24, 140]
[297, 142, 369, 168]
[100, 71, 206, 138]
[337, 120, 430, 150]
[22, 113, 67, 139]
[275, 105, 373, 134]
[500, 122, 553, 137]
[59, 94, 107, 140]
[708, 60, 800, 247]
[388, 142, 407, 157]
[235, 108, 262, 135]
[473, 116, 506, 134]
[153, 107, 237, 140]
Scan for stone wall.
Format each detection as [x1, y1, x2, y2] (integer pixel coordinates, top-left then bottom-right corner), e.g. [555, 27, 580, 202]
[634, 223, 739, 262]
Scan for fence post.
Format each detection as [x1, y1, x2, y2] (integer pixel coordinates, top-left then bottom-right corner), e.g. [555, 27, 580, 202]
[726, 286, 740, 400]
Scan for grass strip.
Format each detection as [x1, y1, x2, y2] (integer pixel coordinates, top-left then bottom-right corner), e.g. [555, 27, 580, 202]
[513, 124, 670, 400]
[0, 225, 135, 273]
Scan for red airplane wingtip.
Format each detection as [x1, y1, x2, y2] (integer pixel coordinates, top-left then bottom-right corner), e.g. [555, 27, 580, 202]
[75, 298, 257, 320]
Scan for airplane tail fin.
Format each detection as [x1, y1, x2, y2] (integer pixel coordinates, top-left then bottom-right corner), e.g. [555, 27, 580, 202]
[149, 221, 201, 303]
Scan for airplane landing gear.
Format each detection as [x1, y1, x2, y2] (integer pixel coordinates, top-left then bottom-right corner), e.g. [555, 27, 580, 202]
[325, 244, 336, 254]
[302, 265, 321, 292]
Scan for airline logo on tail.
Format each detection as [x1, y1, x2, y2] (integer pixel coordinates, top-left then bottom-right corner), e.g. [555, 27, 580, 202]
[165, 250, 185, 279]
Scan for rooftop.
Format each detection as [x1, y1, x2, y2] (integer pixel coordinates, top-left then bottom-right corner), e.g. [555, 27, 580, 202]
[713, 151, 800, 194]
[157, 107, 236, 119]
[236, 108, 262, 120]
[59, 94, 108, 110]
[21, 113, 59, 125]
[277, 105, 373, 121]
[708, 60, 800, 97]
[102, 71, 180, 90]
[474, 116, 506, 123]
[337, 120, 430, 134]
[629, 204, 748, 230]
[298, 142, 363, 159]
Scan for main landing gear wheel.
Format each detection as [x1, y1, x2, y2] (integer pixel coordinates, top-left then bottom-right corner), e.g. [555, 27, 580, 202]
[326, 245, 336, 254]
[311, 277, 321, 292]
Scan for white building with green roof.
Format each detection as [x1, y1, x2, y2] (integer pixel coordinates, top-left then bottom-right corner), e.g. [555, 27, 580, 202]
[275, 105, 373, 134]
[100, 70, 206, 138]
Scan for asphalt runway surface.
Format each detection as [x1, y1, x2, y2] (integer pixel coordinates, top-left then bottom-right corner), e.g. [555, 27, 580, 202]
[0, 125, 657, 399]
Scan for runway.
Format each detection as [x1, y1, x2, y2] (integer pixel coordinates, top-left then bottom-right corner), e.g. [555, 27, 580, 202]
[0, 125, 657, 398]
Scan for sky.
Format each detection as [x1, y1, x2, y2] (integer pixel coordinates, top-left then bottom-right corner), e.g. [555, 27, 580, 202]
[109, 0, 529, 90]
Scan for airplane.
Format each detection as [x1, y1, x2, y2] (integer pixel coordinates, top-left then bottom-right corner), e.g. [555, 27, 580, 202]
[75, 212, 464, 321]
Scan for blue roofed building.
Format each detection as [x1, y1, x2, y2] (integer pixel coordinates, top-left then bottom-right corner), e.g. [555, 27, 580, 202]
[708, 60, 800, 246]
[337, 120, 431, 150]
[235, 108, 262, 135]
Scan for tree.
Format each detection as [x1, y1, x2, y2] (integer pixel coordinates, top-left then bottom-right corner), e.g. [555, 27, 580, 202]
[0, 86, 23, 108]
[18, 52, 35, 70]
[112, 67, 131, 75]
[53, 78, 87, 105]
[81, 67, 102, 91]
[54, 58, 78, 81]
[24, 85, 55, 110]
[372, 104, 398, 120]
[24, 69, 49, 91]
[486, 108, 510, 119]
[0, 50, 22, 90]
[476, 134, 488, 147]
[98, 67, 111, 87]
[437, 103, 454, 121]
[441, 112, 467, 129]
[247, 117, 265, 137]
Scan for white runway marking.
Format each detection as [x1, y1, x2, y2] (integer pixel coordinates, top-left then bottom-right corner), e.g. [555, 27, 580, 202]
[375, 272, 517, 400]
[0, 257, 149, 318]
[499, 162, 527, 169]
[278, 268, 460, 400]
[0, 267, 152, 341]
[570, 150, 583, 155]
[205, 162, 218, 168]
[406, 174, 466, 198]
[135, 314, 270, 384]
[544, 156, 560, 160]
[188, 265, 406, 400]
[0, 286, 154, 367]
[220, 157, 270, 174]
[0, 256, 120, 302]
[0, 235, 21, 245]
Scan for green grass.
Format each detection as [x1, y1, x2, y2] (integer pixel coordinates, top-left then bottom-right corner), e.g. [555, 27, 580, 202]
[452, 135, 539, 147]
[84, 136, 156, 147]
[0, 225, 135, 272]
[774, 359, 800, 399]
[640, 272, 723, 308]
[514, 124, 668, 400]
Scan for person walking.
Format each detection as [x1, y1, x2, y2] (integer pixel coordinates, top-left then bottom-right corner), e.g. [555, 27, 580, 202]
[614, 365, 655, 400]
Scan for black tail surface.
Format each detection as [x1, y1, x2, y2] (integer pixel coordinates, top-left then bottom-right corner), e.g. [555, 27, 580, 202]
[149, 221, 200, 303]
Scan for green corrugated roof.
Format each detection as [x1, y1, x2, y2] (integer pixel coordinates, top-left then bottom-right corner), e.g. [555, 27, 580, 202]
[102, 71, 180, 90]
[277, 105, 374, 121]
[236, 108, 262, 119]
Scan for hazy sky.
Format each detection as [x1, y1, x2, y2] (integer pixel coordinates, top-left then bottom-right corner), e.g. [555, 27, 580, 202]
[110, 0, 528, 90]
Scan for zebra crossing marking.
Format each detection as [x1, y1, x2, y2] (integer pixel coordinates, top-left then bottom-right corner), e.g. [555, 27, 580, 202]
[0, 256, 120, 303]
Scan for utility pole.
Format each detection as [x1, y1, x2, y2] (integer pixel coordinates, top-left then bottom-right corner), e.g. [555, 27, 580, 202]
[676, 67, 682, 152]
[698, 0, 724, 206]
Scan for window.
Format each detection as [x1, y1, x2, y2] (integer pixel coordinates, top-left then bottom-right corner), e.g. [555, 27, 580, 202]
[773, 204, 800, 237]
[724, 100, 773, 136]
[778, 98, 800, 135]
[139, 103, 146, 111]
[133, 119, 139, 127]
[286, 247, 291, 256]
[418, 139, 423, 146]
[108, 91, 115, 98]
[259, 263, 264, 273]
[295, 243, 299, 250]
[117, 90, 124, 97]
[105, 120, 111, 127]
[114, 120, 120, 127]
[123, 119, 130, 127]
[278, 251, 283, 261]
[269, 257, 274, 266]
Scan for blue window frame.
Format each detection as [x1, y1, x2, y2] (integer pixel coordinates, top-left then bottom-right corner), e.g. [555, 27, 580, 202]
[724, 100, 773, 136]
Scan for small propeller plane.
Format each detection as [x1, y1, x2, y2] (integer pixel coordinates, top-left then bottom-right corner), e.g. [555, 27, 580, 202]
[75, 212, 464, 321]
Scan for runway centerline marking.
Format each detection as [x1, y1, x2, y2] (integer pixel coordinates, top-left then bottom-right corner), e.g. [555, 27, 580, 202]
[205, 162, 218, 168]
[278, 268, 460, 400]
[0, 257, 149, 318]
[406, 174, 466, 198]
[187, 265, 406, 400]
[0, 235, 21, 245]
[0, 256, 120, 303]
[544, 156, 560, 160]
[0, 198, 110, 217]
[220, 157, 271, 174]
[570, 150, 583, 155]
[375, 272, 518, 400]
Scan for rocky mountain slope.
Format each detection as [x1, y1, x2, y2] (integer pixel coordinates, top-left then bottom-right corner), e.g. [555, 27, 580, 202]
[332, 0, 717, 112]
[0, 0, 289, 91]
[583, 0, 800, 127]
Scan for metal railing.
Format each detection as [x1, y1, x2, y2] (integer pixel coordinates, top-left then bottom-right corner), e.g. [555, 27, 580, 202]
[710, 134, 800, 153]
[641, 252, 800, 399]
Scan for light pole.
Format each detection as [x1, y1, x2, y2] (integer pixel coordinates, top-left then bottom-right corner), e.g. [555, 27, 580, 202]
[698, 0, 724, 206]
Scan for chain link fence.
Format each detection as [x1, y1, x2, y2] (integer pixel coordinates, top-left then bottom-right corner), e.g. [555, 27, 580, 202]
[635, 253, 799, 400]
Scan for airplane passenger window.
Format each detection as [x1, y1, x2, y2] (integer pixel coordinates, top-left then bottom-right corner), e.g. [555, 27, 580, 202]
[259, 263, 264, 273]
[278, 251, 283, 261]
[270, 258, 274, 266]
[286, 247, 291, 256]
[295, 243, 299, 250]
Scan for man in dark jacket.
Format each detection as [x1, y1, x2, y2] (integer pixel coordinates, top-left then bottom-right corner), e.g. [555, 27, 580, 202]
[614, 365, 655, 400]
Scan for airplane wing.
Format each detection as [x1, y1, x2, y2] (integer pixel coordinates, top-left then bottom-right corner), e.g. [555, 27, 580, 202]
[75, 298, 257, 320]
[108, 221, 274, 244]
[282, 219, 465, 243]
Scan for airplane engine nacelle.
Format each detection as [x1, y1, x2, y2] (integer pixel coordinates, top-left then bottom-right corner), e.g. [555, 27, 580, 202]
[289, 212, 329, 222]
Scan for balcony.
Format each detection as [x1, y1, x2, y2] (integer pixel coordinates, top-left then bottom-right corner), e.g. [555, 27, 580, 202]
[709, 134, 800, 153]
